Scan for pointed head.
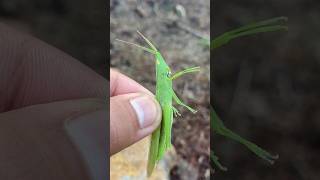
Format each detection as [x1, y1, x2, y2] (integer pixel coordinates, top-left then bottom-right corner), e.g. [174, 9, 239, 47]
[116, 30, 172, 78]
[155, 51, 172, 79]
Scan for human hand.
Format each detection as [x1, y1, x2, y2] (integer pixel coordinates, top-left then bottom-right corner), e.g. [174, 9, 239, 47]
[0, 23, 107, 180]
[110, 69, 161, 155]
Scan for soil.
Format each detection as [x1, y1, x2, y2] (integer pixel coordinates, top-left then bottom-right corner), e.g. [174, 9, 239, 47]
[110, 0, 210, 180]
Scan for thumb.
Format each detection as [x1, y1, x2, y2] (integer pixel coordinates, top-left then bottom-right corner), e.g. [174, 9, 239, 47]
[0, 98, 107, 180]
[110, 93, 161, 155]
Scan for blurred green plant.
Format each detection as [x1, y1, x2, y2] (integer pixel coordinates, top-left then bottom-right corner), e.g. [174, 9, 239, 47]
[210, 17, 288, 171]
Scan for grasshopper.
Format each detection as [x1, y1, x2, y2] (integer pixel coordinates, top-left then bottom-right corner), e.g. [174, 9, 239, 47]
[116, 31, 200, 176]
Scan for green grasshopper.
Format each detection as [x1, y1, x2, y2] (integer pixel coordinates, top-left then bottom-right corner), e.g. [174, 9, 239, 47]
[116, 31, 200, 176]
[211, 17, 288, 171]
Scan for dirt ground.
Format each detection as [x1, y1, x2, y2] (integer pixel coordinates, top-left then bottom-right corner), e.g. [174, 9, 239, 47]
[212, 0, 320, 180]
[111, 0, 210, 179]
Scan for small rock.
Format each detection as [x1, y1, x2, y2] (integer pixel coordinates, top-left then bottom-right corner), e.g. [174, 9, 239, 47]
[175, 4, 186, 18]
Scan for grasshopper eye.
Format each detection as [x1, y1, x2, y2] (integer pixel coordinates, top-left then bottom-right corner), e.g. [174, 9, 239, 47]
[166, 71, 171, 78]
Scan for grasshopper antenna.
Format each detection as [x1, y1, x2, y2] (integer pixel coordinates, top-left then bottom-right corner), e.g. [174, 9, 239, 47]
[136, 30, 158, 52]
[115, 38, 156, 54]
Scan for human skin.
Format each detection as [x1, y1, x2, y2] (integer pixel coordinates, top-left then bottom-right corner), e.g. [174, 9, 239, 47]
[110, 69, 162, 155]
[0, 23, 161, 180]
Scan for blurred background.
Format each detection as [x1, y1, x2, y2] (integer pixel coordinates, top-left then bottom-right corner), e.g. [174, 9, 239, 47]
[0, 0, 107, 77]
[212, 0, 320, 180]
[111, 0, 210, 179]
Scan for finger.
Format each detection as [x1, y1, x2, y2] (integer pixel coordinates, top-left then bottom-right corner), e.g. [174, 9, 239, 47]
[0, 98, 107, 180]
[0, 23, 107, 112]
[110, 68, 153, 96]
[110, 93, 161, 155]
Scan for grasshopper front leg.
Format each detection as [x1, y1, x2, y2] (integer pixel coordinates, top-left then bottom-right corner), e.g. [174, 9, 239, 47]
[172, 90, 197, 113]
[172, 106, 181, 117]
[170, 66, 200, 80]
[170, 66, 200, 113]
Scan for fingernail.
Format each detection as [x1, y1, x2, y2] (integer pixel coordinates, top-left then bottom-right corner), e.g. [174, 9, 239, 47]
[130, 95, 158, 129]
